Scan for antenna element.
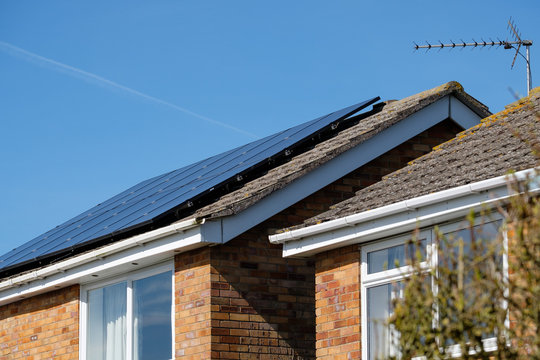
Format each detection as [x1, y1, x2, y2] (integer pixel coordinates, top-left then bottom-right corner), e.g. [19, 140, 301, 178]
[414, 18, 533, 95]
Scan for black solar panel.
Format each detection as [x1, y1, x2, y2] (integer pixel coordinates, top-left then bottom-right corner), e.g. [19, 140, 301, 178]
[0, 97, 379, 271]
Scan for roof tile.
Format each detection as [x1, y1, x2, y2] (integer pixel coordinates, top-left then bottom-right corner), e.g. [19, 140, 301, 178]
[299, 87, 540, 227]
[190, 82, 490, 220]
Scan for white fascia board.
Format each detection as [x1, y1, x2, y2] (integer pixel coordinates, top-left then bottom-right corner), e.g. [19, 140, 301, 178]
[0, 218, 215, 306]
[273, 168, 537, 258]
[215, 95, 482, 243]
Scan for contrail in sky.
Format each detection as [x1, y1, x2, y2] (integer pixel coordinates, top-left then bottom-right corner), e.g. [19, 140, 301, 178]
[0, 41, 259, 139]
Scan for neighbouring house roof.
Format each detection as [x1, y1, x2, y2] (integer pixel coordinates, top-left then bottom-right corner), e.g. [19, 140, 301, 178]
[0, 81, 490, 279]
[294, 86, 540, 229]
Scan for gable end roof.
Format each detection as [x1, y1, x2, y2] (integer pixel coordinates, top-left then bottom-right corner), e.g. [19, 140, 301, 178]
[297, 87, 540, 228]
[189, 81, 490, 221]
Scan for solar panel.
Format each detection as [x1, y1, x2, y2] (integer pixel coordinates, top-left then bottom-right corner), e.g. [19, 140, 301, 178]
[0, 97, 379, 271]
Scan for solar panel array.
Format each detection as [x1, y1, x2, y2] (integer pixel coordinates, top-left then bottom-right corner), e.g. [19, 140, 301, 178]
[0, 97, 379, 271]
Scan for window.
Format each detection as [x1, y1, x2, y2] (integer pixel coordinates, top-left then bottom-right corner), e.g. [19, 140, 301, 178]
[362, 231, 431, 360]
[361, 219, 504, 360]
[81, 263, 174, 360]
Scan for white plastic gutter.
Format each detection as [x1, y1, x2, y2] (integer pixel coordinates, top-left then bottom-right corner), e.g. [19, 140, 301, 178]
[0, 218, 209, 304]
[269, 168, 537, 257]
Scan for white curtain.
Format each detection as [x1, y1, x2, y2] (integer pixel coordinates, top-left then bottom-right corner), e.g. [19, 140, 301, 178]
[133, 308, 139, 360]
[87, 272, 172, 360]
[104, 283, 126, 360]
[87, 288, 104, 359]
[88, 282, 126, 360]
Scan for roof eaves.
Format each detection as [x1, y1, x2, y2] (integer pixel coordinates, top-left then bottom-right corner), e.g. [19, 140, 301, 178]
[271, 168, 538, 257]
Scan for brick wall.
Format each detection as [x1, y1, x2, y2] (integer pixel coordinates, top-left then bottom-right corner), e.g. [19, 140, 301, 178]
[172, 230, 315, 360]
[314, 246, 361, 360]
[175, 247, 213, 359]
[210, 228, 315, 360]
[0, 285, 79, 359]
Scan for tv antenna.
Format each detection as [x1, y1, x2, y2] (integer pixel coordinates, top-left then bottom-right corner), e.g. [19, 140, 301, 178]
[414, 18, 533, 95]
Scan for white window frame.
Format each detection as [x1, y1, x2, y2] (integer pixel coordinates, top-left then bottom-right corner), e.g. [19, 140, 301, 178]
[79, 260, 175, 360]
[361, 215, 506, 360]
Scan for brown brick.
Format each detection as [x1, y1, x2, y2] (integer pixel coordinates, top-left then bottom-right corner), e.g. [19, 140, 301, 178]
[315, 245, 361, 360]
[175, 247, 212, 358]
[0, 285, 79, 359]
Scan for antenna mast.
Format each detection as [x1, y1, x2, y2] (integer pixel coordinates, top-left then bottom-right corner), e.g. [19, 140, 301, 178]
[414, 18, 533, 95]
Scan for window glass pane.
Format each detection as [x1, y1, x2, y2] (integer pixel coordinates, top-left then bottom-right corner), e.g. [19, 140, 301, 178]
[87, 282, 127, 360]
[133, 271, 172, 360]
[368, 239, 427, 274]
[367, 282, 402, 360]
[443, 220, 501, 253]
[442, 220, 503, 285]
[442, 220, 502, 342]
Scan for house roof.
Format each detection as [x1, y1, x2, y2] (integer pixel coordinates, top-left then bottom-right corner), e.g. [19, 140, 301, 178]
[296, 86, 540, 229]
[0, 81, 490, 279]
[0, 97, 378, 275]
[188, 81, 490, 221]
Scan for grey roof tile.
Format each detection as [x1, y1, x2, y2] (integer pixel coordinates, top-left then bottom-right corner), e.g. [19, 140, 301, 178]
[297, 88, 540, 228]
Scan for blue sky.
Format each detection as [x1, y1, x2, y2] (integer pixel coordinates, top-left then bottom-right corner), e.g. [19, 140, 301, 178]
[0, 0, 539, 256]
